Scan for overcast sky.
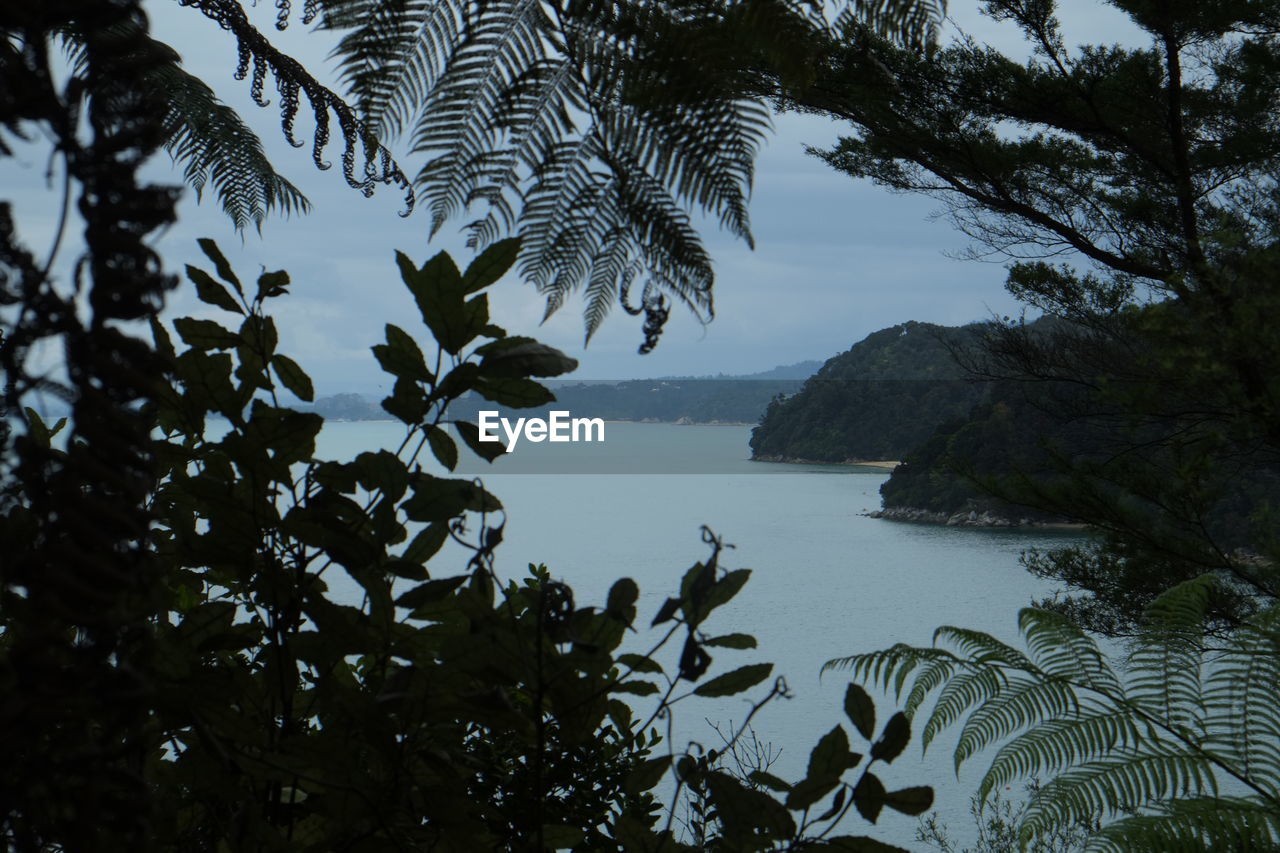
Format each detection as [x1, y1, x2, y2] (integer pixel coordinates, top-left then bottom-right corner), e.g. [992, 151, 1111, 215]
[5, 1, 1141, 394]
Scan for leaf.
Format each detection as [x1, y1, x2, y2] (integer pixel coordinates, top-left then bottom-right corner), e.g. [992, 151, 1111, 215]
[870, 712, 911, 764]
[454, 421, 506, 462]
[816, 785, 848, 822]
[401, 476, 500, 522]
[426, 425, 458, 471]
[624, 756, 671, 794]
[693, 663, 773, 698]
[197, 237, 241, 292]
[462, 237, 521, 293]
[807, 725, 858, 780]
[24, 408, 51, 447]
[396, 576, 468, 610]
[883, 786, 933, 816]
[852, 772, 886, 824]
[373, 324, 432, 381]
[845, 683, 877, 742]
[173, 317, 239, 350]
[187, 265, 244, 314]
[786, 725, 858, 810]
[704, 633, 757, 650]
[271, 354, 314, 402]
[472, 377, 555, 408]
[606, 577, 638, 624]
[652, 597, 681, 626]
[613, 680, 660, 696]
[397, 250, 485, 354]
[401, 523, 448, 564]
[150, 316, 175, 360]
[381, 377, 427, 425]
[748, 770, 791, 792]
[477, 336, 578, 378]
[256, 269, 290, 299]
[617, 653, 663, 674]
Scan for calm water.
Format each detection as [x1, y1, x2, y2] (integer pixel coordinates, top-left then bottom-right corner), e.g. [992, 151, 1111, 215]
[315, 420, 1087, 848]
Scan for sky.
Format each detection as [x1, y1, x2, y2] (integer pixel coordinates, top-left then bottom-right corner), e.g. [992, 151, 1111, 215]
[4, 1, 1142, 395]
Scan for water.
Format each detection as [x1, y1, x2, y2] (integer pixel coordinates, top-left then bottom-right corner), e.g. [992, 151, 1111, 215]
[314, 420, 1088, 848]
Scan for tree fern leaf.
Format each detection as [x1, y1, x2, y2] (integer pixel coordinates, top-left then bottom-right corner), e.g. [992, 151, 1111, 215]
[1019, 607, 1119, 694]
[1023, 749, 1219, 835]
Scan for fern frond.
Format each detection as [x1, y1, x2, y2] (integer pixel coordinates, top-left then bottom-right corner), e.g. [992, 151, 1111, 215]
[153, 61, 310, 231]
[179, 0, 413, 213]
[977, 705, 1144, 800]
[55, 25, 310, 231]
[830, 579, 1280, 849]
[1087, 797, 1280, 853]
[1019, 608, 1120, 695]
[1022, 749, 1220, 836]
[318, 0, 943, 345]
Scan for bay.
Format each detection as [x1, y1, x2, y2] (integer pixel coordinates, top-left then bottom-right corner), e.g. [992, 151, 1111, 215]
[315, 420, 1088, 848]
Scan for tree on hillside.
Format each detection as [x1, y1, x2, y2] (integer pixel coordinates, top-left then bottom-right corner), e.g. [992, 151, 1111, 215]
[792, 0, 1280, 631]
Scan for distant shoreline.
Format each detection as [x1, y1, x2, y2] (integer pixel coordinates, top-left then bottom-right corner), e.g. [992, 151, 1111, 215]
[751, 454, 900, 470]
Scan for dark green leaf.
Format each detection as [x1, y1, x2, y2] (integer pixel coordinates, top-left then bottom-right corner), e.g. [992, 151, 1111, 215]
[401, 474, 501, 522]
[702, 568, 750, 616]
[396, 576, 468, 610]
[705, 772, 796, 842]
[845, 683, 877, 742]
[870, 712, 911, 765]
[617, 653, 663, 674]
[787, 725, 858, 810]
[477, 336, 578, 378]
[703, 633, 757, 649]
[401, 523, 449, 564]
[852, 772, 886, 824]
[883, 786, 933, 816]
[454, 421, 506, 462]
[606, 577, 638, 624]
[807, 725, 858, 781]
[623, 756, 671, 794]
[381, 377, 427, 425]
[173, 317, 239, 350]
[462, 237, 521, 293]
[472, 377, 555, 408]
[271, 354, 314, 402]
[23, 408, 50, 447]
[652, 597, 681, 626]
[187, 264, 244, 314]
[373, 324, 432, 381]
[197, 237, 242, 292]
[150, 316, 175, 360]
[692, 663, 772, 698]
[816, 784, 848, 822]
[426, 425, 458, 471]
[613, 680, 660, 696]
[256, 269, 290, 299]
[747, 770, 791, 792]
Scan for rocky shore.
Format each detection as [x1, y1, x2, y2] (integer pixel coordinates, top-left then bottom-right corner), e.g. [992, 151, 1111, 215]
[867, 505, 1080, 529]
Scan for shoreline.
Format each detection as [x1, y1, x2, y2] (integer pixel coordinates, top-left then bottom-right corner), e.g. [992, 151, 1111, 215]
[867, 505, 1087, 530]
[751, 454, 900, 470]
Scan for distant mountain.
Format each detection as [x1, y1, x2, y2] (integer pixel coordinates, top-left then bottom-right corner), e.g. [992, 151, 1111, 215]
[738, 360, 823, 380]
[306, 359, 821, 424]
[749, 322, 989, 463]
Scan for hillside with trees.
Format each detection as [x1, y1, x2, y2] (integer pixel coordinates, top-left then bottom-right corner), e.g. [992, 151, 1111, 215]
[748, 321, 988, 463]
